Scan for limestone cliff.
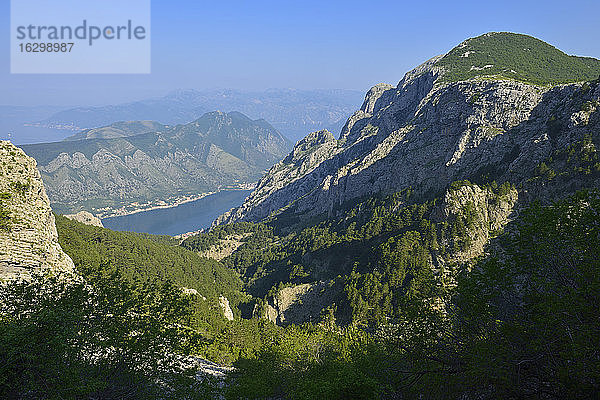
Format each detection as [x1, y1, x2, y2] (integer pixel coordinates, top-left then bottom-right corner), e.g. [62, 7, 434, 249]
[218, 33, 600, 225]
[0, 141, 75, 280]
[262, 282, 338, 325]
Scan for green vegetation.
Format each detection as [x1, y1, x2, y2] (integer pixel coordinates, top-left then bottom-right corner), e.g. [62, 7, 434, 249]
[182, 222, 270, 253]
[439, 32, 600, 85]
[9, 180, 30, 196]
[3, 185, 597, 398]
[441, 190, 600, 398]
[0, 270, 207, 399]
[533, 133, 600, 182]
[224, 191, 600, 399]
[185, 183, 513, 327]
[54, 216, 282, 366]
[55, 215, 245, 335]
[224, 325, 383, 400]
[0, 192, 11, 231]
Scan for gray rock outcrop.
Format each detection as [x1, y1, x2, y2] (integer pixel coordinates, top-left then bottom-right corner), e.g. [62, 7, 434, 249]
[64, 211, 104, 227]
[262, 282, 338, 325]
[219, 296, 234, 321]
[0, 141, 75, 280]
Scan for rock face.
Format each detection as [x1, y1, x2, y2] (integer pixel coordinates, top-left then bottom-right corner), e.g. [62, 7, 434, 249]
[64, 211, 104, 227]
[22, 111, 292, 214]
[434, 182, 519, 263]
[219, 296, 234, 321]
[0, 141, 75, 280]
[262, 282, 338, 325]
[218, 33, 600, 225]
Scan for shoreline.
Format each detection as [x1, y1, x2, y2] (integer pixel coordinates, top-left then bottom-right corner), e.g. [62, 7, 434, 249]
[96, 186, 254, 220]
[98, 192, 216, 220]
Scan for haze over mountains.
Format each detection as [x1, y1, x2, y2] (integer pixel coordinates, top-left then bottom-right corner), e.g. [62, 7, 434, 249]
[22, 111, 292, 214]
[0, 105, 70, 144]
[14, 88, 363, 144]
[63, 121, 168, 141]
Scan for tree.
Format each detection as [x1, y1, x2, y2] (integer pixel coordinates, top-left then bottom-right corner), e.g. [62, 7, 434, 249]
[0, 269, 206, 399]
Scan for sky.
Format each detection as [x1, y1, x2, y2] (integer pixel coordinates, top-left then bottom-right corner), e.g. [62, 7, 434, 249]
[1, 0, 599, 107]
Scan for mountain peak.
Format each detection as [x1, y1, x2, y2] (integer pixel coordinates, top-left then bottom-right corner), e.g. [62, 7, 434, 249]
[22, 110, 292, 214]
[195, 111, 255, 124]
[297, 129, 335, 146]
[436, 32, 600, 85]
[216, 33, 600, 226]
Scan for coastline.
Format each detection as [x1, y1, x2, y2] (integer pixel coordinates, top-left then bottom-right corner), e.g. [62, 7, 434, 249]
[94, 184, 255, 220]
[100, 189, 253, 236]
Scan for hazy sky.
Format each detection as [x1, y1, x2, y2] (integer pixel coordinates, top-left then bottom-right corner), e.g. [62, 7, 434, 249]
[1, 0, 599, 106]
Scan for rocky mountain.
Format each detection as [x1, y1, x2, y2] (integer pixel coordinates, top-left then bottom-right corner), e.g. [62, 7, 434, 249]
[0, 141, 75, 280]
[21, 111, 292, 214]
[64, 121, 167, 141]
[34, 89, 364, 142]
[218, 32, 600, 225]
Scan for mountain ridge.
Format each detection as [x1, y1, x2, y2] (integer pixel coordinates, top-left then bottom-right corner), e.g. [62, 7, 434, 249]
[64, 120, 167, 141]
[22, 111, 292, 214]
[216, 32, 600, 226]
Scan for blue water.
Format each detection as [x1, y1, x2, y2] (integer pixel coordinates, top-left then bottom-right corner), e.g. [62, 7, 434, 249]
[102, 190, 251, 236]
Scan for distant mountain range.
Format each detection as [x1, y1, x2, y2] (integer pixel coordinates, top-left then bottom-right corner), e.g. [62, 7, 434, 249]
[21, 111, 292, 214]
[29, 88, 364, 143]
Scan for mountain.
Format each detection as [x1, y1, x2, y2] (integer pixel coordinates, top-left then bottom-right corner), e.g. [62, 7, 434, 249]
[218, 32, 600, 225]
[0, 142, 248, 398]
[3, 32, 600, 399]
[64, 120, 167, 141]
[34, 89, 365, 142]
[54, 214, 244, 324]
[191, 31, 600, 330]
[438, 32, 600, 84]
[21, 111, 292, 214]
[0, 141, 75, 280]
[176, 33, 600, 398]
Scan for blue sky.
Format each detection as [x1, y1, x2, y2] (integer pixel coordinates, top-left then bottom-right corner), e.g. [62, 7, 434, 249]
[1, 0, 599, 106]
